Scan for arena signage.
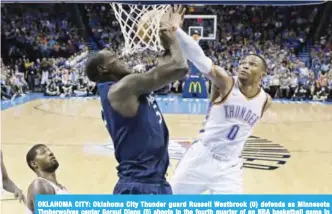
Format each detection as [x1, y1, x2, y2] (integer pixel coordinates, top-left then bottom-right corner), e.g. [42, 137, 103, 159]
[189, 82, 202, 93]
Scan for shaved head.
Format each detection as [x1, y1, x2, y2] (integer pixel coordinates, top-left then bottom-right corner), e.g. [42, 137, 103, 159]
[84, 49, 129, 83]
[84, 52, 106, 82]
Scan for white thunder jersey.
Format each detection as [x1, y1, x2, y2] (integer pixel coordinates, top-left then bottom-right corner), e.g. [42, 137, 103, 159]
[199, 76, 268, 159]
[26, 178, 69, 214]
[35, 178, 69, 194]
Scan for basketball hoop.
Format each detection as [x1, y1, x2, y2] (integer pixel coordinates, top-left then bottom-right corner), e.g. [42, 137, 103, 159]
[110, 2, 170, 56]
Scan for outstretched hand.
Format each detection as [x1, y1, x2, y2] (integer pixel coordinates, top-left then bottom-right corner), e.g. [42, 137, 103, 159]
[159, 5, 186, 50]
[160, 7, 173, 31]
[171, 5, 186, 29]
[160, 5, 186, 31]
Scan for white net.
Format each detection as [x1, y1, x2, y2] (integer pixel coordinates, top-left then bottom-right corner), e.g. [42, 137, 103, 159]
[110, 2, 170, 56]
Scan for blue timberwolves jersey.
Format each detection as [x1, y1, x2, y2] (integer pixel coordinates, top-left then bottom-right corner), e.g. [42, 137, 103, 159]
[98, 81, 170, 180]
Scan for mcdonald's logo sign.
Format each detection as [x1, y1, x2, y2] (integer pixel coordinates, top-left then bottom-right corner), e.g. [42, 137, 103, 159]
[189, 82, 202, 93]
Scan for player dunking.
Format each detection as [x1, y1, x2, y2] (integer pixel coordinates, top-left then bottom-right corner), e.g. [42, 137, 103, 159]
[169, 6, 272, 194]
[26, 144, 68, 214]
[84, 7, 188, 194]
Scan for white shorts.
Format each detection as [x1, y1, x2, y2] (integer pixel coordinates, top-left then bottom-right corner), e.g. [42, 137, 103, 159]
[170, 141, 243, 194]
[41, 72, 49, 85]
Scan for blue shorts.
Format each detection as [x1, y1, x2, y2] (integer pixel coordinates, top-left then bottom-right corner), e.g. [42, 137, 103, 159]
[113, 177, 172, 194]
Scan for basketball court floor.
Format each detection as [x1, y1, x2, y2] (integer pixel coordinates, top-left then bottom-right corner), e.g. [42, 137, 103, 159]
[1, 94, 332, 213]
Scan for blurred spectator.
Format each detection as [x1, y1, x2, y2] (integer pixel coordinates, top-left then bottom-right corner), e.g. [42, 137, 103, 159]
[45, 79, 60, 96]
[292, 84, 308, 101]
[74, 78, 88, 97]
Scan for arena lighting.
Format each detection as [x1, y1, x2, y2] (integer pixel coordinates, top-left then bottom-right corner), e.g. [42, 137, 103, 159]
[0, 0, 327, 5]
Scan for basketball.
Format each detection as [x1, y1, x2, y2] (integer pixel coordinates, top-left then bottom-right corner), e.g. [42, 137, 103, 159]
[137, 9, 158, 43]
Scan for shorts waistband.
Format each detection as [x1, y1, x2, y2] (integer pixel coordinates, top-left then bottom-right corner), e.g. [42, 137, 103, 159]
[118, 176, 167, 184]
[200, 141, 241, 161]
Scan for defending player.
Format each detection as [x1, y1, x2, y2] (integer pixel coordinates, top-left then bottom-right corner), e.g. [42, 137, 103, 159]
[169, 6, 272, 194]
[1, 150, 25, 202]
[26, 144, 68, 214]
[84, 8, 188, 194]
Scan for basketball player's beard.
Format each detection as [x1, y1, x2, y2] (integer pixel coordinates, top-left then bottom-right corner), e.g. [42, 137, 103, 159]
[44, 160, 59, 173]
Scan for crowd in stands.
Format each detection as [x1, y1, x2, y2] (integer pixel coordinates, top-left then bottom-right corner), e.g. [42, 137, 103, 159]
[1, 3, 332, 102]
[0, 48, 97, 100]
[1, 4, 87, 62]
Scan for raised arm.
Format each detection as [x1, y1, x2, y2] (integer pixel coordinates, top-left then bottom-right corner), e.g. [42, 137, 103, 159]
[171, 6, 233, 90]
[109, 26, 188, 117]
[110, 42, 188, 97]
[1, 151, 25, 203]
